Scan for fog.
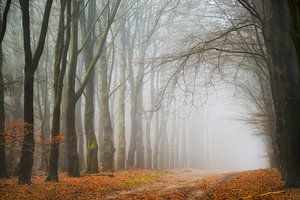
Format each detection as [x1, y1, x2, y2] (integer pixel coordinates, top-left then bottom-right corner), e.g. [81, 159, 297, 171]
[188, 83, 268, 171]
[1, 0, 273, 181]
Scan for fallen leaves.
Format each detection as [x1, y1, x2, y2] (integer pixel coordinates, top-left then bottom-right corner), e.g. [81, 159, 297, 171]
[196, 168, 299, 199]
[1, 169, 300, 200]
[0, 170, 163, 200]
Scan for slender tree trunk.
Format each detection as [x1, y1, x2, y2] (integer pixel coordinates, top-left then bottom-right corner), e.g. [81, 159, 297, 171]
[65, 0, 80, 177]
[76, 96, 84, 171]
[117, 13, 127, 170]
[0, 43, 6, 178]
[169, 104, 176, 169]
[145, 118, 152, 169]
[174, 115, 180, 168]
[38, 54, 50, 171]
[99, 42, 115, 171]
[47, 0, 70, 182]
[0, 0, 9, 177]
[80, 0, 98, 174]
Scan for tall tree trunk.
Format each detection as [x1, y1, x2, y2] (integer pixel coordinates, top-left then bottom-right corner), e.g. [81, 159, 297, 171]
[179, 119, 188, 169]
[0, 42, 6, 178]
[99, 42, 115, 171]
[80, 0, 98, 174]
[153, 72, 160, 169]
[38, 52, 51, 171]
[169, 104, 176, 169]
[76, 96, 85, 171]
[117, 12, 127, 170]
[159, 101, 169, 169]
[263, 0, 300, 187]
[65, 0, 80, 177]
[19, 0, 53, 184]
[174, 115, 180, 168]
[0, 0, 10, 178]
[47, 0, 70, 182]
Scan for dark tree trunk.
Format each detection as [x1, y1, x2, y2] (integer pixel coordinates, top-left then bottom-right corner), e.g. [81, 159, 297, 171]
[0, 0, 10, 178]
[18, 0, 53, 184]
[47, 0, 70, 182]
[65, 0, 80, 177]
[0, 43, 6, 178]
[262, 0, 300, 187]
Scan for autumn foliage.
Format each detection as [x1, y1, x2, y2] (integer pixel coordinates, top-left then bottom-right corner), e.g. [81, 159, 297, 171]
[0, 169, 300, 200]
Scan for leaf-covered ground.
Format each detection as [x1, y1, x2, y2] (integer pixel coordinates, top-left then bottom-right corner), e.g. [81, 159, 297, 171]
[0, 169, 300, 199]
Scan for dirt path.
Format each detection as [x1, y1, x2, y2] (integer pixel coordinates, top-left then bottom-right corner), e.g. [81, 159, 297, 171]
[103, 169, 226, 200]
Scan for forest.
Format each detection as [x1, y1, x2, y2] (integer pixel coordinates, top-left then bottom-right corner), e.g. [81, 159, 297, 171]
[0, 0, 300, 199]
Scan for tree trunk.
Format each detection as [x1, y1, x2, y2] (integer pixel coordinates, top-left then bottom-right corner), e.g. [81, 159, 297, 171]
[19, 0, 53, 184]
[263, 0, 300, 187]
[0, 42, 6, 178]
[117, 13, 127, 170]
[47, 0, 70, 182]
[65, 0, 80, 177]
[99, 42, 115, 171]
[0, 0, 11, 178]
[76, 96, 85, 171]
[80, 0, 98, 174]
[153, 111, 160, 169]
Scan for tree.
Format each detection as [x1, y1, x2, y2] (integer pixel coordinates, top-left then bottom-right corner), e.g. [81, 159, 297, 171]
[0, 0, 11, 179]
[47, 0, 70, 182]
[117, 5, 127, 169]
[18, 0, 53, 184]
[80, 0, 98, 173]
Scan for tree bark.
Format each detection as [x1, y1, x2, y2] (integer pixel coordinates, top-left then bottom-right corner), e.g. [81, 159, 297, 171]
[117, 11, 127, 170]
[47, 0, 70, 182]
[263, 0, 300, 187]
[65, 0, 80, 177]
[99, 42, 115, 171]
[19, 0, 53, 184]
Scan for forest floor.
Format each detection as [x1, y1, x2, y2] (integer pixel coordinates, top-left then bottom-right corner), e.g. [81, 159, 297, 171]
[0, 168, 300, 199]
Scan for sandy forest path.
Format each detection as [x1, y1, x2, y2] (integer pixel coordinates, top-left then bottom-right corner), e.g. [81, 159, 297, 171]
[103, 169, 226, 200]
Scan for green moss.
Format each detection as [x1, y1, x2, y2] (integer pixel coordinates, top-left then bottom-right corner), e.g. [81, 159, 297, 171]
[115, 173, 161, 190]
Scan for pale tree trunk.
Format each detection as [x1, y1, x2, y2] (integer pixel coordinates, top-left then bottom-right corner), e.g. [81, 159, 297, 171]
[174, 114, 180, 168]
[153, 72, 160, 169]
[117, 10, 127, 170]
[169, 103, 176, 169]
[159, 101, 169, 169]
[179, 119, 188, 169]
[37, 50, 51, 171]
[76, 96, 84, 171]
[126, 9, 140, 168]
[99, 42, 115, 171]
